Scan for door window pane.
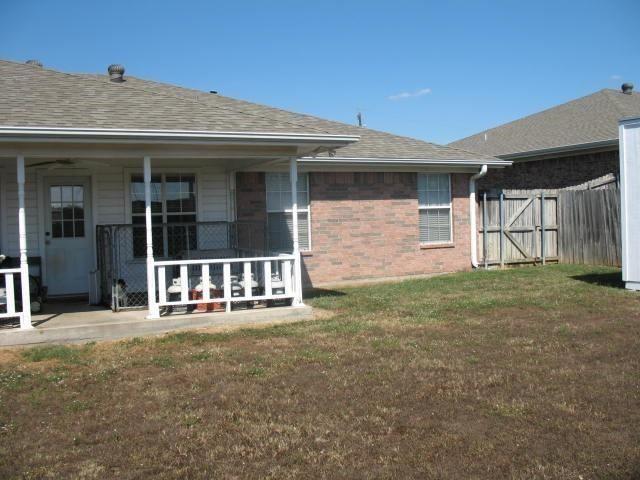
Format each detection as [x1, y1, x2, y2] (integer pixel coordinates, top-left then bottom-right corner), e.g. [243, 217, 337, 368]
[50, 185, 85, 238]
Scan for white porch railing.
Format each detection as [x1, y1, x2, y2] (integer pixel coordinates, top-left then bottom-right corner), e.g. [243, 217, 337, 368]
[153, 254, 297, 313]
[0, 268, 24, 320]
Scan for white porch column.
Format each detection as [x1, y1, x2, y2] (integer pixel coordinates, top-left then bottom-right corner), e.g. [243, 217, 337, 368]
[289, 157, 304, 306]
[17, 156, 33, 329]
[144, 156, 160, 319]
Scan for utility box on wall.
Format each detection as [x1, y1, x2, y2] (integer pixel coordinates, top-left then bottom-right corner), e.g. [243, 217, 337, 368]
[619, 117, 640, 290]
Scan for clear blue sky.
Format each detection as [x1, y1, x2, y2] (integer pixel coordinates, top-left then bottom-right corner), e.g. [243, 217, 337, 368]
[0, 0, 637, 144]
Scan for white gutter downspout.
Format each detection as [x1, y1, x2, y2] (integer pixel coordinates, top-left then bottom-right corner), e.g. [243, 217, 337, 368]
[469, 165, 488, 268]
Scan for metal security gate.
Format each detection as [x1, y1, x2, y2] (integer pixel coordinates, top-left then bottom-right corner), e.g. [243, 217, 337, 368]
[479, 192, 559, 267]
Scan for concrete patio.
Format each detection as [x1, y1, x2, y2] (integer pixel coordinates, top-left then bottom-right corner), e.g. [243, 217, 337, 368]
[0, 302, 313, 347]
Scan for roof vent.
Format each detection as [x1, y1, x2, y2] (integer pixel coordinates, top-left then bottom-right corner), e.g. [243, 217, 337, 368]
[25, 59, 43, 67]
[621, 83, 634, 94]
[108, 64, 125, 82]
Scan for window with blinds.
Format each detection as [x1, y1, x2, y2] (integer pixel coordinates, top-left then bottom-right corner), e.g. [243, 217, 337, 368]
[266, 172, 311, 252]
[418, 173, 452, 244]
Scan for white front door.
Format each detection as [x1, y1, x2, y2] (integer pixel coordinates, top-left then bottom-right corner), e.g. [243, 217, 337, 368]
[44, 177, 92, 296]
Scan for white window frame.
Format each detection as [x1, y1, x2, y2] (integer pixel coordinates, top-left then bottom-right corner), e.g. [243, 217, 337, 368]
[129, 172, 198, 258]
[265, 172, 312, 252]
[418, 173, 453, 245]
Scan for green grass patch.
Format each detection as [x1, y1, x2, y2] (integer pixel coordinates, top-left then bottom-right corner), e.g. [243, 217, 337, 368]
[22, 344, 93, 364]
[297, 348, 334, 363]
[150, 355, 176, 368]
[371, 336, 401, 350]
[246, 365, 267, 377]
[0, 370, 32, 390]
[65, 399, 91, 413]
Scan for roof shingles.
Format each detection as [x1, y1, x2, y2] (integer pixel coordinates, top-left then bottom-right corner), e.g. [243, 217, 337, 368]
[450, 89, 640, 157]
[0, 59, 500, 163]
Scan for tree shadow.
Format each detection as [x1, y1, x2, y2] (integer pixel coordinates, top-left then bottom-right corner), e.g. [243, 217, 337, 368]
[303, 288, 346, 300]
[571, 272, 624, 289]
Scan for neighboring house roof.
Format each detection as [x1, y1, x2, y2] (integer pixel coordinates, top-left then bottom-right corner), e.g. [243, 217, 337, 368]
[450, 88, 640, 158]
[0, 59, 502, 164]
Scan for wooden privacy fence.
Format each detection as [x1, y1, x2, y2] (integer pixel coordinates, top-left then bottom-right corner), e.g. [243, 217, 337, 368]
[557, 188, 621, 266]
[479, 187, 621, 267]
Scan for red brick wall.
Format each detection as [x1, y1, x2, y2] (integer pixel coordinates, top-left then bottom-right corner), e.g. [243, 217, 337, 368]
[479, 150, 619, 191]
[303, 172, 471, 286]
[235, 171, 472, 287]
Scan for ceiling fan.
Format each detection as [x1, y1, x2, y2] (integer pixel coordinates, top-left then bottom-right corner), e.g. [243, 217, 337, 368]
[26, 159, 111, 169]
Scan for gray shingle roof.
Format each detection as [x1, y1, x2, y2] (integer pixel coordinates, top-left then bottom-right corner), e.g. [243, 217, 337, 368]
[450, 88, 640, 157]
[0, 59, 500, 163]
[0, 59, 321, 134]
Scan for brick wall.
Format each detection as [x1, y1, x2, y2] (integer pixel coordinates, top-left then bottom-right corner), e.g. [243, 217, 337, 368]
[479, 149, 619, 191]
[235, 171, 472, 287]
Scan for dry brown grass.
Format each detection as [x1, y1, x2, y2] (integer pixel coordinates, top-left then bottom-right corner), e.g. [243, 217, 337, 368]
[1, 265, 639, 479]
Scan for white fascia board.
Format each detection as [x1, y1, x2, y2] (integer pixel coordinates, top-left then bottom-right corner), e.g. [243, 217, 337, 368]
[299, 156, 511, 167]
[0, 126, 360, 146]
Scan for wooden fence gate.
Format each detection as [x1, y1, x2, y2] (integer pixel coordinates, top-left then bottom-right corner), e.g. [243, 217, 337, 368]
[479, 192, 558, 267]
[479, 187, 621, 267]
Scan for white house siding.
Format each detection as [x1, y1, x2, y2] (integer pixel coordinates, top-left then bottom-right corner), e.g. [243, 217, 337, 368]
[94, 167, 126, 225]
[94, 162, 230, 226]
[198, 169, 229, 222]
[1, 164, 40, 256]
[1, 160, 230, 291]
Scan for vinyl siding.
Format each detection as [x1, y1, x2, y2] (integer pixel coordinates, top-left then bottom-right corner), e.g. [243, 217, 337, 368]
[0, 162, 230, 259]
[2, 165, 40, 256]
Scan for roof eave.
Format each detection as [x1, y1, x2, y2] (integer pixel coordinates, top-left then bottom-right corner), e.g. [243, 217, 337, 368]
[0, 126, 360, 148]
[498, 139, 619, 161]
[299, 156, 511, 168]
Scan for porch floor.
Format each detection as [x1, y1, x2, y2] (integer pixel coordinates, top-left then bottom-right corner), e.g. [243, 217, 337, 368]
[0, 302, 313, 347]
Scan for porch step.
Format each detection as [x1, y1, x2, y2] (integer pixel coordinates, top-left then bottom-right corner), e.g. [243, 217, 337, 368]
[0, 306, 313, 347]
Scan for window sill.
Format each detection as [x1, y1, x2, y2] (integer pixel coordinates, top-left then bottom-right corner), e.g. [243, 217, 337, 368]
[301, 251, 313, 257]
[420, 242, 455, 250]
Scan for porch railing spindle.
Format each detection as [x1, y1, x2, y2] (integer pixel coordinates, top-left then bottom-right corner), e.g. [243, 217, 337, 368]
[158, 266, 167, 304]
[264, 261, 272, 297]
[180, 265, 188, 303]
[5, 273, 15, 315]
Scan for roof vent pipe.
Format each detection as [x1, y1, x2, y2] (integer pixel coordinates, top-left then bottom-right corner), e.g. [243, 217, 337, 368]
[108, 64, 125, 82]
[622, 83, 634, 94]
[25, 60, 43, 67]
[469, 165, 488, 268]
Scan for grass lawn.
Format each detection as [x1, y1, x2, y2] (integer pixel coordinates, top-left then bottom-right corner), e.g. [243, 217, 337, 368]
[1, 264, 639, 479]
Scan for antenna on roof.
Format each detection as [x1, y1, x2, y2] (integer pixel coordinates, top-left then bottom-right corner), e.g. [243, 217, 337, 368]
[357, 111, 363, 127]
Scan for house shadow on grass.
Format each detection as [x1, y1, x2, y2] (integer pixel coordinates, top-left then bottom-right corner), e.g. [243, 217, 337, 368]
[303, 288, 346, 300]
[571, 271, 624, 289]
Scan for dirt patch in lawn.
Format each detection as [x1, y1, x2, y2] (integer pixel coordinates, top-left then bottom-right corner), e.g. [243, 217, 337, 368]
[0, 265, 639, 479]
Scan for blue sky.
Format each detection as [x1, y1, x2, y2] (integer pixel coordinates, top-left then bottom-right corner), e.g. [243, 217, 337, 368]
[0, 0, 637, 144]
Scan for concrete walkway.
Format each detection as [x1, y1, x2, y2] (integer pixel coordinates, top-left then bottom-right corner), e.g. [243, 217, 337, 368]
[0, 303, 313, 347]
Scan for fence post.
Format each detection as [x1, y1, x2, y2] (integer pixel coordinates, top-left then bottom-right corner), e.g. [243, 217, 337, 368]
[541, 192, 546, 265]
[482, 191, 488, 269]
[499, 192, 504, 268]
